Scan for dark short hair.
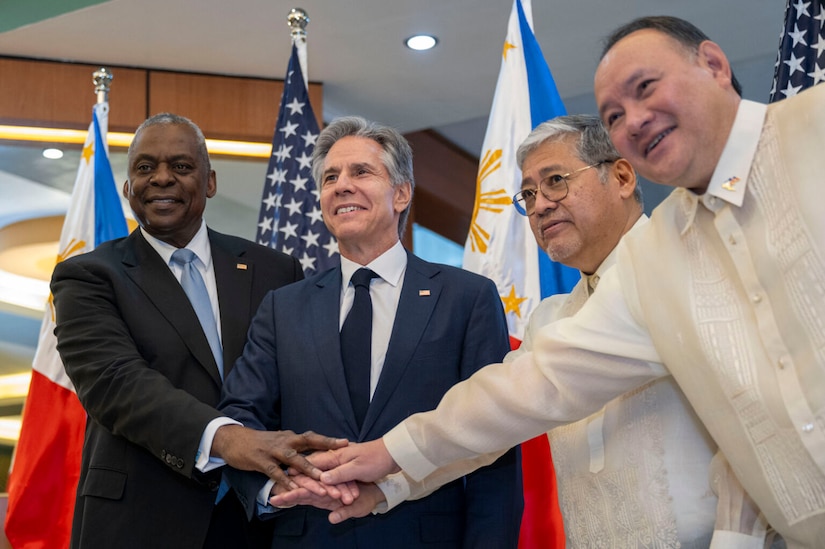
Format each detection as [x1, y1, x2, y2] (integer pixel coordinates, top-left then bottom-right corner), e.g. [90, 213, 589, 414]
[601, 16, 742, 96]
[128, 112, 211, 170]
[312, 116, 415, 238]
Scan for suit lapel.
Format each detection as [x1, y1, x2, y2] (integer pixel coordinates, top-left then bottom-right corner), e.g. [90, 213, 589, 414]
[363, 254, 441, 433]
[310, 268, 361, 433]
[122, 231, 222, 387]
[210, 230, 253, 378]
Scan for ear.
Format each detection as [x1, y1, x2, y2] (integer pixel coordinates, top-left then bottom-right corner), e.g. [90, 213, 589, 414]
[122, 179, 130, 199]
[612, 158, 637, 200]
[697, 40, 733, 90]
[206, 170, 217, 198]
[393, 181, 412, 213]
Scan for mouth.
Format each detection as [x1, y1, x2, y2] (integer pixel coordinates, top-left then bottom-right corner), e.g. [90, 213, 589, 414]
[336, 205, 364, 215]
[147, 196, 181, 207]
[645, 128, 673, 156]
[541, 219, 568, 235]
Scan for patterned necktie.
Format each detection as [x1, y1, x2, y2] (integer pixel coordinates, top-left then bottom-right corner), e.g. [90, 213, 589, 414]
[340, 268, 378, 427]
[170, 248, 224, 379]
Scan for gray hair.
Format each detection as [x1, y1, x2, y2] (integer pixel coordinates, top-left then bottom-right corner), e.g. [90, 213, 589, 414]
[312, 116, 415, 237]
[517, 114, 643, 206]
[128, 112, 211, 171]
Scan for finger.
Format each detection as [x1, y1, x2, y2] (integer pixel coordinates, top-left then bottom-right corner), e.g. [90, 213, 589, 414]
[269, 487, 309, 507]
[265, 464, 299, 491]
[335, 481, 359, 505]
[319, 461, 361, 485]
[296, 431, 349, 452]
[290, 473, 332, 497]
[304, 449, 342, 469]
[279, 452, 323, 480]
[328, 499, 369, 524]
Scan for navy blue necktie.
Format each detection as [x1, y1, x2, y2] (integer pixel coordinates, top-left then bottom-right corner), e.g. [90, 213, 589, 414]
[341, 268, 378, 427]
[171, 248, 224, 380]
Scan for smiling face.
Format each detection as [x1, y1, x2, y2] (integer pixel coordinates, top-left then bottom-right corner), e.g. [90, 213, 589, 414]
[521, 137, 638, 273]
[123, 123, 216, 248]
[319, 136, 411, 264]
[594, 29, 739, 192]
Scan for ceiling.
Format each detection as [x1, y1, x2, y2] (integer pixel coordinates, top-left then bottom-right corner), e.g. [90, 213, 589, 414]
[0, 0, 788, 431]
[0, 0, 784, 153]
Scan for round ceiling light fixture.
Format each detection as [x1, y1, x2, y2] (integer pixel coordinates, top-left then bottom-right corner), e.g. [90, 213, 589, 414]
[42, 147, 64, 159]
[405, 34, 438, 51]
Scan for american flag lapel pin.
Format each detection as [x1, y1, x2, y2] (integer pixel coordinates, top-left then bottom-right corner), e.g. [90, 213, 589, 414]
[419, 289, 431, 297]
[236, 263, 248, 270]
[722, 176, 740, 191]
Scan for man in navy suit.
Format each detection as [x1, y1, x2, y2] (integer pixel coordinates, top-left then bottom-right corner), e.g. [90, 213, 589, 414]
[53, 113, 344, 549]
[218, 116, 521, 548]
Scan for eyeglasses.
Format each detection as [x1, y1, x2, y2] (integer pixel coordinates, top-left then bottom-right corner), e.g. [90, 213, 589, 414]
[512, 161, 610, 216]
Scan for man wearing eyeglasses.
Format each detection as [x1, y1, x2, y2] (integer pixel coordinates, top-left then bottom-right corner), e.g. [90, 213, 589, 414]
[511, 114, 762, 546]
[291, 115, 764, 546]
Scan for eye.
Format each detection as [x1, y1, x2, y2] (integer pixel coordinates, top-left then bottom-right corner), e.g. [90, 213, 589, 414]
[520, 189, 537, 200]
[546, 174, 566, 187]
[604, 112, 622, 129]
[322, 174, 338, 186]
[173, 162, 193, 172]
[638, 79, 655, 95]
[135, 163, 153, 173]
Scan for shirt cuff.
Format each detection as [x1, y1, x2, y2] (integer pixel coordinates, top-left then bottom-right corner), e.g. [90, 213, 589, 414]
[709, 531, 766, 549]
[257, 479, 277, 511]
[195, 416, 241, 472]
[383, 424, 438, 481]
[374, 472, 411, 514]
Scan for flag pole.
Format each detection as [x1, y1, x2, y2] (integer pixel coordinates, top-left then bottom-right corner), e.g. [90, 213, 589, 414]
[287, 8, 309, 88]
[93, 67, 113, 105]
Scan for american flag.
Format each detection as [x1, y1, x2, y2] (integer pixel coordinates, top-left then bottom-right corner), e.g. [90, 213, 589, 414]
[769, 0, 825, 102]
[256, 44, 339, 274]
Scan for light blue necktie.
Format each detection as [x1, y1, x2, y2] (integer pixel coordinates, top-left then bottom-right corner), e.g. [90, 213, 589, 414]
[171, 248, 224, 380]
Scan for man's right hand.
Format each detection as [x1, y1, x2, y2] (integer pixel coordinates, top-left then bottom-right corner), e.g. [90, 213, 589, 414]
[211, 424, 348, 491]
[317, 439, 400, 485]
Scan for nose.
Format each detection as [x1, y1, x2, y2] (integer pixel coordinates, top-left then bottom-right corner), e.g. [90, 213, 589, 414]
[625, 104, 652, 138]
[150, 163, 175, 185]
[333, 173, 356, 194]
[532, 190, 559, 216]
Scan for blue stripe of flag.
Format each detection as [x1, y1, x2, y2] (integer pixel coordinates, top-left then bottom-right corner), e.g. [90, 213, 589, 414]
[517, 0, 579, 298]
[92, 107, 128, 247]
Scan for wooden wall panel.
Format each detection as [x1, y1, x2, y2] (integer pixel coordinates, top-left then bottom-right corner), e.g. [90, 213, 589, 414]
[0, 56, 323, 142]
[0, 57, 147, 132]
[148, 71, 323, 142]
[406, 130, 478, 244]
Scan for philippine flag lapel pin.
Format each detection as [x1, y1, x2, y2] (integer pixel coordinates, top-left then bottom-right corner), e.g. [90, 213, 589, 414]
[722, 176, 740, 191]
[419, 289, 431, 297]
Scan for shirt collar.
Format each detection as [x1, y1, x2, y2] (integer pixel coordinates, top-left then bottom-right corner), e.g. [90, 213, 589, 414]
[340, 240, 407, 288]
[582, 214, 648, 295]
[141, 219, 212, 268]
[705, 99, 767, 207]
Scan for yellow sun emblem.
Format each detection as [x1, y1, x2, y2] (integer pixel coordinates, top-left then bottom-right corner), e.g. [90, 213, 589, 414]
[467, 149, 512, 254]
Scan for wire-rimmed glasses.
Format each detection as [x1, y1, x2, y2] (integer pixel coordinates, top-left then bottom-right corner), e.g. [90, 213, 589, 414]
[512, 161, 610, 216]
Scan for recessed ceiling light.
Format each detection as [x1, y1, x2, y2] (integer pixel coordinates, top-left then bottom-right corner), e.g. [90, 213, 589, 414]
[405, 35, 438, 51]
[42, 148, 64, 159]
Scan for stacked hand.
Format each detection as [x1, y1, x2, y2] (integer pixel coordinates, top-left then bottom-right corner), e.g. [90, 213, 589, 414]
[269, 439, 401, 523]
[211, 425, 348, 494]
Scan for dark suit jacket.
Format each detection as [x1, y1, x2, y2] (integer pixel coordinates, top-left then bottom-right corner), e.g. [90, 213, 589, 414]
[220, 251, 521, 549]
[52, 228, 303, 549]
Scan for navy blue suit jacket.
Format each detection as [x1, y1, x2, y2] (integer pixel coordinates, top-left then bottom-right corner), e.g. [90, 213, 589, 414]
[221, 251, 521, 548]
